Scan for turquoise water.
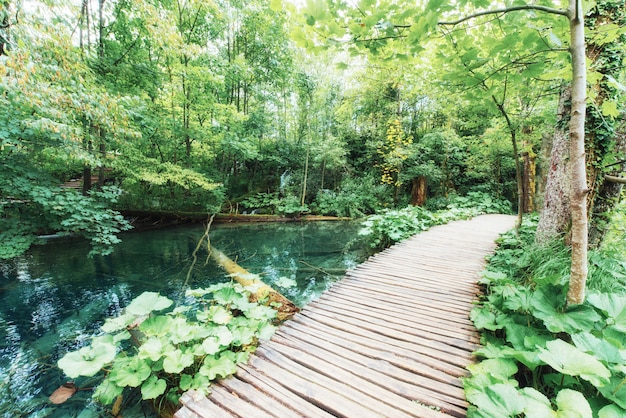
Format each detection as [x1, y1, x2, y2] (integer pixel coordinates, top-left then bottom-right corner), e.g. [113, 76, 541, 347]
[0, 221, 369, 417]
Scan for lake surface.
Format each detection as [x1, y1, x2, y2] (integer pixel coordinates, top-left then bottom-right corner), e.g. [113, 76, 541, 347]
[0, 221, 369, 417]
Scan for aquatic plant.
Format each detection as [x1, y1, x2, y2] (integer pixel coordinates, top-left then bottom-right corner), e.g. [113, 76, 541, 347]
[57, 282, 276, 414]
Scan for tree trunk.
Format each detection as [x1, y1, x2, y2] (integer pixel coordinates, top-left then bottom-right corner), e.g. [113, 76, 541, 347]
[536, 86, 572, 242]
[588, 130, 626, 247]
[411, 176, 427, 206]
[566, 0, 588, 306]
[585, 0, 626, 248]
[521, 151, 536, 213]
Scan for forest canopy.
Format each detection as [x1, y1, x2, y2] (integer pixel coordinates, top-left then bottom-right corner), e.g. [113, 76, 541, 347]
[0, 0, 624, 261]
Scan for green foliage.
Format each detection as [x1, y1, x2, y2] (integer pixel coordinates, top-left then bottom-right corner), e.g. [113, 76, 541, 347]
[58, 283, 276, 412]
[312, 176, 390, 217]
[466, 217, 626, 417]
[0, 155, 131, 258]
[359, 191, 510, 249]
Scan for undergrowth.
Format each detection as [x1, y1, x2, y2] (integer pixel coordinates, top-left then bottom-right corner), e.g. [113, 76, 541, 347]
[359, 191, 512, 249]
[465, 215, 626, 417]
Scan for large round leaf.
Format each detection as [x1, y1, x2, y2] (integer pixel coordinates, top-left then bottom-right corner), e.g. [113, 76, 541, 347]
[109, 357, 152, 387]
[126, 292, 173, 316]
[58, 336, 117, 378]
[141, 375, 167, 400]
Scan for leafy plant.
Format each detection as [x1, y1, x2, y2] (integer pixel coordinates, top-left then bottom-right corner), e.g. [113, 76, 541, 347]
[57, 282, 276, 413]
[465, 217, 626, 417]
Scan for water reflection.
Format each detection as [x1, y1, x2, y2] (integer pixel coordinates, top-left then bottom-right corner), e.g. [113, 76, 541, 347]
[0, 221, 368, 417]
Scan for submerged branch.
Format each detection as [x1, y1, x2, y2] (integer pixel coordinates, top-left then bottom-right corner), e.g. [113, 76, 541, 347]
[209, 247, 300, 322]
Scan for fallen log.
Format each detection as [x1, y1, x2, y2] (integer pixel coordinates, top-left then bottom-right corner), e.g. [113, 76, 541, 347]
[208, 246, 300, 322]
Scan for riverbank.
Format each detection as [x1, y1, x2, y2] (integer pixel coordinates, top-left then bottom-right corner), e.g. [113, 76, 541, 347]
[121, 210, 352, 231]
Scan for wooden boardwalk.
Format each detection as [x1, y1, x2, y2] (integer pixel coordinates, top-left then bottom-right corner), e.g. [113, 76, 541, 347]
[175, 214, 517, 418]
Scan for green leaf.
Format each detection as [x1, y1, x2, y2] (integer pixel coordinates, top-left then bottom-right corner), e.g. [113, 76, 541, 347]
[199, 355, 237, 380]
[257, 322, 276, 341]
[58, 335, 117, 378]
[231, 326, 257, 346]
[126, 292, 173, 316]
[141, 375, 167, 400]
[269, 0, 282, 12]
[537, 339, 611, 387]
[598, 375, 626, 409]
[598, 404, 626, 418]
[201, 337, 222, 355]
[466, 383, 524, 417]
[163, 349, 195, 374]
[179, 374, 193, 391]
[138, 337, 170, 362]
[109, 357, 152, 387]
[140, 315, 174, 336]
[571, 332, 625, 364]
[246, 304, 277, 321]
[467, 358, 518, 381]
[531, 287, 601, 333]
[93, 379, 124, 405]
[588, 291, 626, 331]
[555, 389, 592, 418]
[207, 305, 233, 325]
[601, 101, 620, 119]
[471, 307, 506, 331]
[519, 387, 556, 417]
[101, 312, 138, 333]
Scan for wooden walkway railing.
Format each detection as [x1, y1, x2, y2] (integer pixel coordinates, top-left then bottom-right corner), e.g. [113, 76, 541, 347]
[175, 214, 517, 418]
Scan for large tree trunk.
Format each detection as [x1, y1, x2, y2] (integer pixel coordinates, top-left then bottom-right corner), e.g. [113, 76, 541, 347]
[536, 87, 572, 242]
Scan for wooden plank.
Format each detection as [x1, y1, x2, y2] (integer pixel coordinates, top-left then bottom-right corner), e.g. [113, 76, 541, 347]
[269, 334, 459, 418]
[327, 284, 475, 323]
[332, 280, 475, 313]
[311, 297, 478, 344]
[323, 290, 477, 332]
[209, 384, 276, 418]
[314, 294, 479, 342]
[254, 346, 386, 418]
[235, 366, 336, 418]
[179, 390, 235, 418]
[306, 300, 477, 351]
[275, 327, 468, 414]
[298, 310, 473, 372]
[217, 377, 302, 417]
[288, 313, 469, 378]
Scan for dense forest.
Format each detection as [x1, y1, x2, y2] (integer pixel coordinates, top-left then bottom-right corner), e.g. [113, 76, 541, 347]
[3, 0, 626, 416]
[0, 0, 554, 257]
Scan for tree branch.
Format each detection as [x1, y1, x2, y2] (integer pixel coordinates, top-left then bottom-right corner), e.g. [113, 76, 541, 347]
[439, 5, 569, 26]
[604, 174, 626, 184]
